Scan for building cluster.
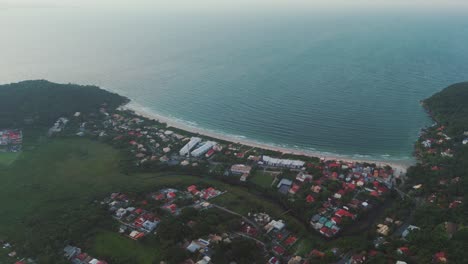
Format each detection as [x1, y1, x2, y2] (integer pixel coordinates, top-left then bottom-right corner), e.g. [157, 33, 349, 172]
[48, 117, 69, 136]
[418, 125, 454, 159]
[1, 240, 36, 264]
[0, 129, 23, 152]
[100, 185, 224, 241]
[184, 234, 234, 264]
[63, 245, 107, 264]
[241, 212, 300, 261]
[68, 110, 225, 167]
[103, 192, 161, 240]
[273, 160, 392, 238]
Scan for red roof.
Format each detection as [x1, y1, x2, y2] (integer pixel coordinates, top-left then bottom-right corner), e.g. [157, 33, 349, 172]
[284, 236, 297, 246]
[187, 185, 197, 192]
[335, 209, 354, 218]
[370, 191, 379, 197]
[273, 246, 285, 255]
[154, 193, 165, 200]
[206, 149, 215, 157]
[290, 184, 300, 193]
[434, 252, 447, 263]
[310, 249, 325, 258]
[167, 192, 177, 198]
[398, 247, 410, 255]
[306, 194, 315, 203]
[76, 253, 88, 261]
[331, 216, 341, 224]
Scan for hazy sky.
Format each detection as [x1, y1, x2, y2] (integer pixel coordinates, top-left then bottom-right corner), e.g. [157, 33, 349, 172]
[1, 0, 468, 10]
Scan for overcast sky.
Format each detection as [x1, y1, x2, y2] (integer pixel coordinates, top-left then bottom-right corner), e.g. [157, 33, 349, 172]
[1, 0, 467, 10]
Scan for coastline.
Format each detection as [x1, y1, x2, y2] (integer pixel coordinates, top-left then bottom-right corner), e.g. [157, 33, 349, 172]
[122, 102, 413, 174]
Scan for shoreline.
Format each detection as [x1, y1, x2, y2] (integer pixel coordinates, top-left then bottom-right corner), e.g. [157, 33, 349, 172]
[122, 102, 413, 174]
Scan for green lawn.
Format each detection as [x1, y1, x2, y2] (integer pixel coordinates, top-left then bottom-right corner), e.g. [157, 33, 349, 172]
[250, 170, 277, 188]
[0, 137, 314, 263]
[0, 152, 20, 167]
[92, 231, 160, 264]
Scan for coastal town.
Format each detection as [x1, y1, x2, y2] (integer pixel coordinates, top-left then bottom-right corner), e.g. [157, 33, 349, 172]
[1, 80, 467, 264]
[40, 105, 416, 263]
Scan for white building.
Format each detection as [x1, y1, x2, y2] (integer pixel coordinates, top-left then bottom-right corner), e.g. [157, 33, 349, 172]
[262, 155, 305, 168]
[179, 137, 202, 156]
[191, 141, 216, 157]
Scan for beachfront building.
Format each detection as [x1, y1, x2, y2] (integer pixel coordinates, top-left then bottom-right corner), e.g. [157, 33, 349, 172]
[179, 137, 202, 156]
[261, 155, 305, 169]
[191, 141, 217, 157]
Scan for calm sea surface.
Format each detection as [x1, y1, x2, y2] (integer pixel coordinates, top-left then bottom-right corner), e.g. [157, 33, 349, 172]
[2, 8, 468, 161]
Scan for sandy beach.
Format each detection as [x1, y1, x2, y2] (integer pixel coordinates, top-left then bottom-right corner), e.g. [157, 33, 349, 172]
[122, 102, 413, 175]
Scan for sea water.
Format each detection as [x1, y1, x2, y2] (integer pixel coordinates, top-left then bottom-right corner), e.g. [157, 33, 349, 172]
[1, 7, 468, 162]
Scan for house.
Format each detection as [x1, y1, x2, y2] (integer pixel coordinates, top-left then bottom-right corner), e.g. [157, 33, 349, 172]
[287, 256, 302, 264]
[268, 257, 280, 264]
[348, 254, 366, 264]
[433, 252, 448, 263]
[265, 220, 285, 233]
[115, 208, 127, 218]
[272, 245, 285, 256]
[142, 220, 159, 232]
[277, 179, 293, 194]
[311, 185, 322, 193]
[306, 194, 315, 203]
[397, 247, 410, 255]
[230, 164, 252, 175]
[310, 249, 325, 258]
[296, 172, 313, 182]
[64, 245, 81, 259]
[377, 224, 390, 236]
[402, 225, 420, 239]
[196, 256, 211, 264]
[288, 184, 300, 195]
[284, 236, 298, 246]
[129, 230, 145, 240]
[186, 239, 210, 253]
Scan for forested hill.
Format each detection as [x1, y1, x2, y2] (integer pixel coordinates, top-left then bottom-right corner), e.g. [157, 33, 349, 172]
[0, 80, 129, 128]
[424, 82, 468, 135]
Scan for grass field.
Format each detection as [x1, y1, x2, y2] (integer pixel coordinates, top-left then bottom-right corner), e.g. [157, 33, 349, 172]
[250, 170, 277, 188]
[92, 231, 160, 264]
[0, 152, 20, 167]
[0, 137, 315, 263]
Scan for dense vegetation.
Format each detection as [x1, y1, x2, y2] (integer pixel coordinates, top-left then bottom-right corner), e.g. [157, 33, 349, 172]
[400, 82, 468, 263]
[424, 82, 468, 135]
[0, 80, 128, 128]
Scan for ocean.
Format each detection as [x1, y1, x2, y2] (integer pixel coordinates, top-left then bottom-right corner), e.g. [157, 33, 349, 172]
[2, 7, 468, 162]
